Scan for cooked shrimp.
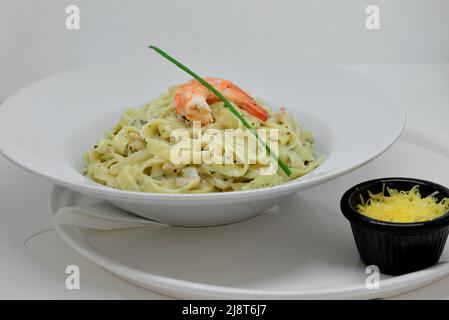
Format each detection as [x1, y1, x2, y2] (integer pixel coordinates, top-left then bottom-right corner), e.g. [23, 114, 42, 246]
[174, 77, 268, 126]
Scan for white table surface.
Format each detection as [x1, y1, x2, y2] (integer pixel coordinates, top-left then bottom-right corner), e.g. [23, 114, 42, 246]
[0, 63, 448, 299]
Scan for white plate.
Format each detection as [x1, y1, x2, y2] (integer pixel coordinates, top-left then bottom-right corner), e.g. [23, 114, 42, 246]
[0, 60, 405, 225]
[51, 128, 449, 299]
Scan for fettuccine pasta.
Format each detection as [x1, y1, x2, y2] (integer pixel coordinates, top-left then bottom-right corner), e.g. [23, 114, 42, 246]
[83, 86, 322, 193]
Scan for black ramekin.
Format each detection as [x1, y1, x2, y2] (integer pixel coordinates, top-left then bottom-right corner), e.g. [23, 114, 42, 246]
[340, 177, 449, 275]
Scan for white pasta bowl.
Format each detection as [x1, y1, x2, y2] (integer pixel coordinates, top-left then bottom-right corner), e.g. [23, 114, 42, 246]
[0, 59, 405, 226]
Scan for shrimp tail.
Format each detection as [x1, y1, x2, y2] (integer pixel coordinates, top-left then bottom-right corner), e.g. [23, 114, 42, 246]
[239, 101, 268, 121]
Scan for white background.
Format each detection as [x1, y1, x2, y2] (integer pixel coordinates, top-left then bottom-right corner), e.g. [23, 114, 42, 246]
[1, 0, 449, 299]
[1, 0, 449, 101]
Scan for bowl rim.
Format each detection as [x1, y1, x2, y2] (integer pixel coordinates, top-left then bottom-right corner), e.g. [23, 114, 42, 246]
[340, 177, 449, 231]
[0, 63, 406, 202]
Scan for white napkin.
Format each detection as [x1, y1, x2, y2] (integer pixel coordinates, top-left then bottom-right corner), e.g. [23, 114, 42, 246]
[54, 201, 167, 230]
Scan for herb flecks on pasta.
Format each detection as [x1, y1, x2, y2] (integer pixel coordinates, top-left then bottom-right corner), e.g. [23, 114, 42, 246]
[83, 87, 322, 193]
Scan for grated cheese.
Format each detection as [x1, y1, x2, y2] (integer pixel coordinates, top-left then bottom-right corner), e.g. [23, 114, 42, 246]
[357, 185, 449, 223]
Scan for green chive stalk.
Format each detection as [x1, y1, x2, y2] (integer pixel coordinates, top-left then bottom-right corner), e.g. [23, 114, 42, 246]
[148, 45, 291, 176]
